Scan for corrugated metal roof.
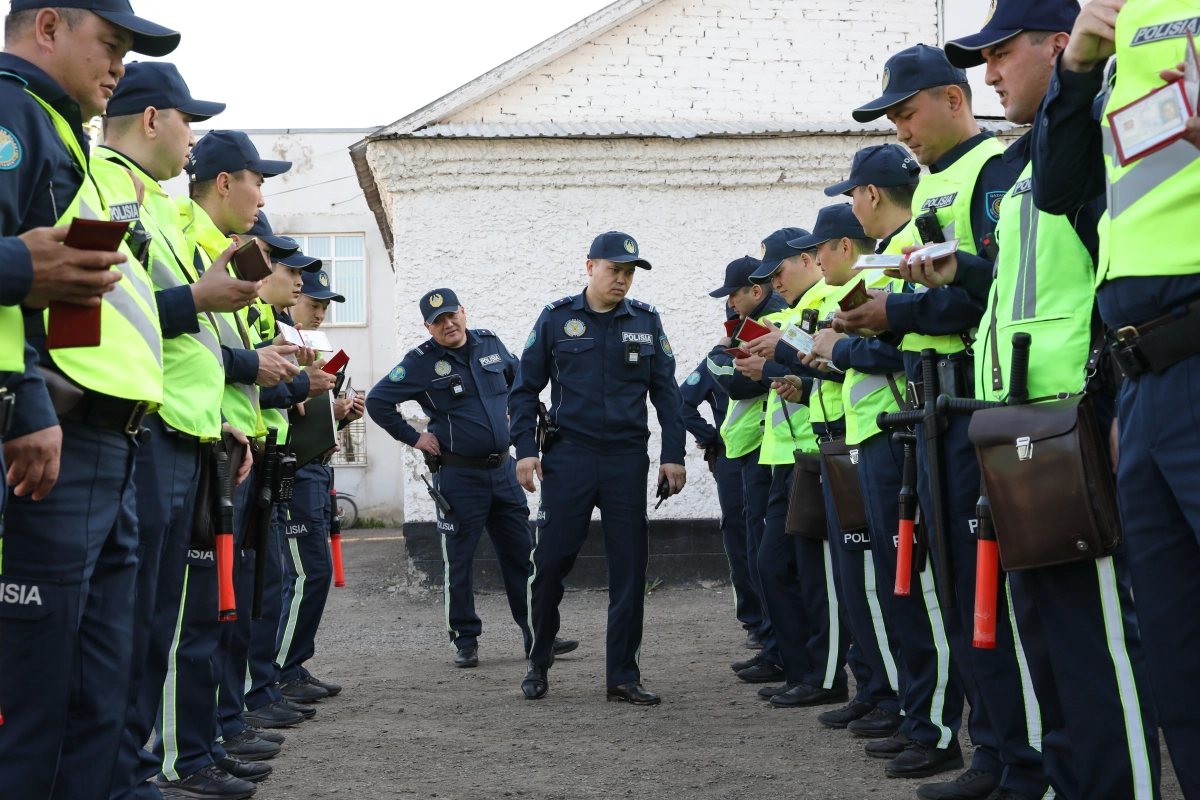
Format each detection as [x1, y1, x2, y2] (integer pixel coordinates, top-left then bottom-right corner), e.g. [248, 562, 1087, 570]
[406, 119, 1016, 139]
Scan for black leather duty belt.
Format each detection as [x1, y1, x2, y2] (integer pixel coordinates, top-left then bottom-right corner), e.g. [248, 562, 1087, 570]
[434, 451, 510, 471]
[62, 391, 150, 438]
[1111, 300, 1200, 379]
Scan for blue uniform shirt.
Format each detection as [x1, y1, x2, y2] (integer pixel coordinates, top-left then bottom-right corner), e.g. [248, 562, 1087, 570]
[509, 292, 686, 464]
[367, 329, 518, 458]
[679, 359, 727, 448]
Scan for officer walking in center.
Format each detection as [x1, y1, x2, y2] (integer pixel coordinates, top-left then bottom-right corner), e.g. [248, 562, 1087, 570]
[511, 232, 686, 705]
[368, 289, 577, 668]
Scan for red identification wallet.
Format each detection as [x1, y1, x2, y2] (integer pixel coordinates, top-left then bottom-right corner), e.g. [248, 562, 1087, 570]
[47, 218, 130, 350]
[322, 350, 350, 374]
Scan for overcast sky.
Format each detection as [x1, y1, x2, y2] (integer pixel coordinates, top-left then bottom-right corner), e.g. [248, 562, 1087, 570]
[3, 0, 612, 130]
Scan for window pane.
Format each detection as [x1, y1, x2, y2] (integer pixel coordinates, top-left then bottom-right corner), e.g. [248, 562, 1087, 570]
[335, 236, 363, 258]
[334, 260, 366, 324]
[306, 236, 332, 259]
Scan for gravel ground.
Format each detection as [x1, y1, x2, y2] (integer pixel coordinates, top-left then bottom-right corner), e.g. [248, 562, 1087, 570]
[257, 531, 1182, 800]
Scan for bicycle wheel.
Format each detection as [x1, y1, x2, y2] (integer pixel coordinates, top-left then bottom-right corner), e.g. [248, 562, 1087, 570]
[337, 496, 359, 530]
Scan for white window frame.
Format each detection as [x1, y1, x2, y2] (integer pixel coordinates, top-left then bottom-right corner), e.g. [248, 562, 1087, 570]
[284, 233, 369, 328]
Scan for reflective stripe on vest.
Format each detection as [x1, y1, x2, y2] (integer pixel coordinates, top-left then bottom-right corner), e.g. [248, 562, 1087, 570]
[1099, 1, 1200, 284]
[29, 93, 162, 405]
[0, 307, 23, 373]
[838, 269, 903, 445]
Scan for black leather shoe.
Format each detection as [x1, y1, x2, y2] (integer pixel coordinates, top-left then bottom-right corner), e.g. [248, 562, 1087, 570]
[848, 706, 904, 737]
[247, 727, 285, 745]
[891, 742, 970, 783]
[744, 630, 764, 649]
[279, 699, 315, 719]
[217, 755, 272, 784]
[756, 683, 795, 699]
[300, 675, 342, 696]
[220, 731, 280, 762]
[817, 700, 874, 728]
[866, 731, 910, 759]
[552, 637, 579, 656]
[155, 764, 256, 799]
[279, 677, 329, 703]
[736, 660, 785, 683]
[769, 683, 849, 708]
[522, 664, 549, 699]
[244, 701, 302, 729]
[606, 682, 661, 705]
[454, 645, 479, 668]
[731, 652, 766, 673]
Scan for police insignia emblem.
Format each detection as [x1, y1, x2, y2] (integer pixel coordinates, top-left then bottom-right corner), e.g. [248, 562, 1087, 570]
[388, 366, 406, 382]
[0, 127, 22, 170]
[525, 330, 537, 350]
[882, 67, 891, 92]
[434, 360, 452, 376]
[319, 272, 330, 287]
[687, 371, 701, 386]
[564, 319, 586, 337]
[429, 294, 444, 308]
[660, 335, 674, 359]
[761, 243, 767, 258]
[983, 0, 997, 25]
[986, 191, 1005, 223]
[623, 239, 636, 254]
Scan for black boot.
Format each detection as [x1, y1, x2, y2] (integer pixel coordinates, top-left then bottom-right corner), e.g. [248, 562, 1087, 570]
[217, 755, 272, 784]
[816, 700, 874, 728]
[155, 764, 256, 799]
[220, 730, 280, 762]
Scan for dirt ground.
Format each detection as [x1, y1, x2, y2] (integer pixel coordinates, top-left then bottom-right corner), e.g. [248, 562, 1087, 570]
[259, 531, 1182, 800]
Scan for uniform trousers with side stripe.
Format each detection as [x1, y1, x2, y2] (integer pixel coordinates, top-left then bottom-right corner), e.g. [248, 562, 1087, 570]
[739, 450, 779, 665]
[276, 462, 336, 683]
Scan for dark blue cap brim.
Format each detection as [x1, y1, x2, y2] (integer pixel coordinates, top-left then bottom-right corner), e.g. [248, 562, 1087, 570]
[276, 252, 321, 272]
[852, 89, 921, 123]
[824, 178, 857, 197]
[261, 234, 299, 257]
[749, 261, 782, 283]
[709, 285, 739, 298]
[176, 98, 226, 123]
[945, 30, 1022, 68]
[607, 254, 652, 270]
[425, 305, 460, 325]
[302, 289, 345, 303]
[248, 159, 292, 179]
[92, 11, 180, 57]
[787, 233, 831, 250]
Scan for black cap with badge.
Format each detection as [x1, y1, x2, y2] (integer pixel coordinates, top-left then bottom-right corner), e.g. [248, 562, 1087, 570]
[9, 0, 180, 56]
[588, 231, 652, 270]
[825, 144, 922, 197]
[749, 227, 811, 283]
[106, 62, 225, 122]
[301, 270, 344, 303]
[709, 256, 763, 298]
[853, 45, 969, 123]
[186, 131, 292, 183]
[786, 204, 869, 250]
[420, 288, 460, 325]
[241, 212, 300, 261]
[944, 0, 1080, 69]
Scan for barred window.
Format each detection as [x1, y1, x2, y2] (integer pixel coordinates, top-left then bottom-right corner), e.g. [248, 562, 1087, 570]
[331, 415, 367, 467]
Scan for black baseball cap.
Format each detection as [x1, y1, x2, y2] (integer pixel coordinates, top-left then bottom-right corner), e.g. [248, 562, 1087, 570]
[420, 288, 460, 324]
[825, 144, 922, 196]
[853, 45, 969, 122]
[787, 204, 868, 250]
[187, 130, 292, 183]
[709, 256, 763, 298]
[750, 227, 811, 282]
[945, 0, 1080, 68]
[301, 270, 344, 303]
[588, 231, 652, 270]
[9, 0, 180, 57]
[106, 62, 225, 122]
[241, 213, 301, 262]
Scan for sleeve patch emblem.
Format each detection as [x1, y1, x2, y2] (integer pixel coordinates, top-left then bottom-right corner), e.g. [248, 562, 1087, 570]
[986, 191, 1005, 223]
[525, 330, 537, 350]
[686, 371, 701, 385]
[388, 366, 406, 382]
[660, 335, 674, 359]
[0, 127, 21, 170]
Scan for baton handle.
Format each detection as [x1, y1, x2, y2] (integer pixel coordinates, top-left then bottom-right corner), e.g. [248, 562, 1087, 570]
[330, 487, 345, 587]
[878, 409, 924, 430]
[1008, 333, 1032, 406]
[937, 396, 1003, 417]
[973, 491, 999, 649]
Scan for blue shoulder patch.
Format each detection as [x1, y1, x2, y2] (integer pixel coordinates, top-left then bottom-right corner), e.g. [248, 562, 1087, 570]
[546, 296, 573, 310]
[986, 191, 1005, 223]
[475, 329, 495, 337]
[629, 298, 656, 313]
[0, 126, 23, 171]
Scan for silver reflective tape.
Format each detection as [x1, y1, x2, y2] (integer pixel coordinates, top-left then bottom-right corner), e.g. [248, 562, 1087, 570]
[726, 397, 761, 426]
[1023, 199, 1038, 320]
[1109, 139, 1200, 220]
[847, 373, 895, 407]
[106, 282, 162, 367]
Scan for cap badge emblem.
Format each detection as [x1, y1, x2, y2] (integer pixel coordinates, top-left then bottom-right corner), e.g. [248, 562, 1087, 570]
[882, 67, 892, 92]
[564, 319, 586, 338]
[984, 0, 997, 25]
[435, 360, 452, 377]
[319, 272, 330, 287]
[761, 243, 767, 258]
[623, 239, 636, 254]
[429, 293, 444, 308]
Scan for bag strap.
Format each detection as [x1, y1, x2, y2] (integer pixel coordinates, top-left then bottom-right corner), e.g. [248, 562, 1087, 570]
[815, 380, 834, 443]
[886, 373, 910, 412]
[989, 287, 1003, 392]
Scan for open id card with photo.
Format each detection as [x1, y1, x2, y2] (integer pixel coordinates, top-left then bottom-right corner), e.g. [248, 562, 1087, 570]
[854, 239, 960, 269]
[1107, 78, 1193, 166]
[780, 323, 816, 355]
[300, 329, 333, 351]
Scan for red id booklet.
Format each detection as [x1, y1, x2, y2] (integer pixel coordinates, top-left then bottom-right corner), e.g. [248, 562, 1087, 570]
[736, 317, 773, 342]
[322, 350, 350, 374]
[46, 218, 130, 350]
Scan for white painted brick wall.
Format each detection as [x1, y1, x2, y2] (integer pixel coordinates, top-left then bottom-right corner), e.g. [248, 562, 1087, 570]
[444, 0, 939, 125]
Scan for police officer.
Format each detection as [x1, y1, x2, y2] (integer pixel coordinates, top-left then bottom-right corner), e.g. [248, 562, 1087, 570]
[705, 256, 789, 664]
[803, 144, 967, 775]
[679, 307, 760, 646]
[842, 45, 1044, 800]
[274, 268, 363, 701]
[0, 4, 179, 798]
[152, 131, 297, 799]
[511, 232, 685, 704]
[1034, 1, 1200, 794]
[934, 3, 1162, 797]
[368, 289, 574, 668]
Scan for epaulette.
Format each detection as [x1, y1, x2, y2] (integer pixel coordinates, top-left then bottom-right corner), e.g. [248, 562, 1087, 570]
[546, 296, 573, 310]
[0, 71, 29, 88]
[410, 341, 434, 357]
[475, 329, 495, 337]
[629, 299, 657, 313]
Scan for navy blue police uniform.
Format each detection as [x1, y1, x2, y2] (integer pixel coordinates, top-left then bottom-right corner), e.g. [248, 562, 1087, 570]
[679, 346, 762, 638]
[0, 8, 182, 797]
[510, 232, 686, 695]
[367, 289, 534, 656]
[854, 46, 1049, 799]
[825, 145, 967, 759]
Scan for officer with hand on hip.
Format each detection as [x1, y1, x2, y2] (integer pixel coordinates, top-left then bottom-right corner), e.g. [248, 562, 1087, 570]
[367, 289, 577, 668]
[510, 231, 686, 706]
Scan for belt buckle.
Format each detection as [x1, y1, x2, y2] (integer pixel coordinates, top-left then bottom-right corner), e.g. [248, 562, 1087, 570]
[124, 401, 149, 436]
[1115, 325, 1140, 346]
[0, 388, 13, 438]
[485, 454, 501, 469]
